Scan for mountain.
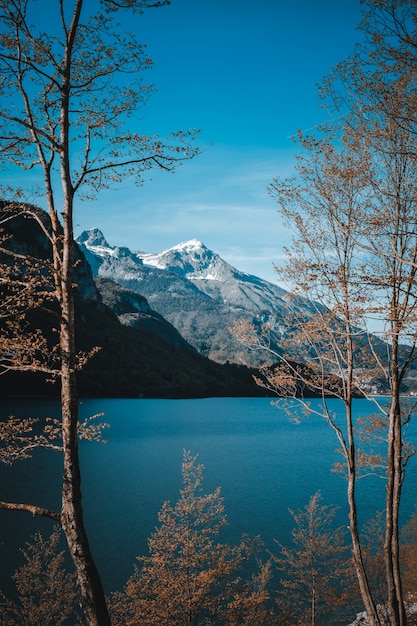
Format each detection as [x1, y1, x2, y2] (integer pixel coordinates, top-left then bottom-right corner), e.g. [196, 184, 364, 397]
[94, 276, 193, 350]
[0, 209, 270, 398]
[75, 228, 417, 395]
[3, 211, 415, 396]
[77, 231, 317, 367]
[78, 230, 417, 394]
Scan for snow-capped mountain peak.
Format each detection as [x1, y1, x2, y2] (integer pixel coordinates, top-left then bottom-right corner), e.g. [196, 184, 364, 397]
[75, 227, 312, 367]
[137, 238, 233, 281]
[172, 238, 204, 251]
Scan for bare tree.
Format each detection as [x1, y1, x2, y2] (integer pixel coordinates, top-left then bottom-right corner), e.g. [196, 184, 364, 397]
[233, 3, 417, 624]
[317, 3, 417, 623]
[233, 19, 417, 618]
[265, 121, 417, 625]
[0, 1, 199, 623]
[277, 151, 382, 625]
[230, 128, 385, 623]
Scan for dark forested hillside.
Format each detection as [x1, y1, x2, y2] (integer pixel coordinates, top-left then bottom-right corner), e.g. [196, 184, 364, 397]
[0, 207, 270, 398]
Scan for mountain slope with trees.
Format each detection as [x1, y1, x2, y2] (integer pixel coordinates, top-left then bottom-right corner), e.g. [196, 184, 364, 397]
[0, 208, 267, 399]
[77, 228, 417, 395]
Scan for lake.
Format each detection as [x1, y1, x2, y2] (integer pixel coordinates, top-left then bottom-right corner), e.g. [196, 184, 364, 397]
[1, 396, 416, 598]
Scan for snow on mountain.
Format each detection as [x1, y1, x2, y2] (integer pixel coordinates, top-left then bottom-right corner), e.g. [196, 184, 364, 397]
[76, 229, 313, 366]
[78, 230, 291, 310]
[138, 238, 236, 282]
[139, 237, 295, 315]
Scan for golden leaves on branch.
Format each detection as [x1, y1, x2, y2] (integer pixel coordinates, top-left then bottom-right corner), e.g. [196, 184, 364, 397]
[271, 492, 353, 625]
[0, 412, 109, 465]
[78, 413, 109, 444]
[0, 527, 81, 624]
[229, 319, 261, 347]
[0, 416, 61, 465]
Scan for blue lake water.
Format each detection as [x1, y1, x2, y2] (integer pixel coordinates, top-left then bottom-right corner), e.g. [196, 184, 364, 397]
[1, 396, 416, 597]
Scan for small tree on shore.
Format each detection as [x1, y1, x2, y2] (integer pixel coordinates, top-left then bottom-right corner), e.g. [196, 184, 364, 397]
[0, 527, 82, 626]
[110, 450, 273, 625]
[272, 492, 353, 626]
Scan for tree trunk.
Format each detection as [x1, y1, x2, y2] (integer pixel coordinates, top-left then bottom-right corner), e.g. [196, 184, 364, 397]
[59, 202, 111, 625]
[392, 406, 405, 626]
[385, 383, 406, 626]
[60, 370, 111, 625]
[345, 337, 380, 625]
[53, 3, 111, 620]
[345, 423, 380, 625]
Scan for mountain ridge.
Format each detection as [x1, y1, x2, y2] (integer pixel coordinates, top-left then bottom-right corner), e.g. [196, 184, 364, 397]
[76, 229, 315, 367]
[78, 229, 417, 395]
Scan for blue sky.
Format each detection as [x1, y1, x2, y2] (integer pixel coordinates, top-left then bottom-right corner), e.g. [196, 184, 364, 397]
[73, 0, 363, 284]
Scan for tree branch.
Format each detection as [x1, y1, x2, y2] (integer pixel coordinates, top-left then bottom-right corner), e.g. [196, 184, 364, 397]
[0, 499, 61, 522]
